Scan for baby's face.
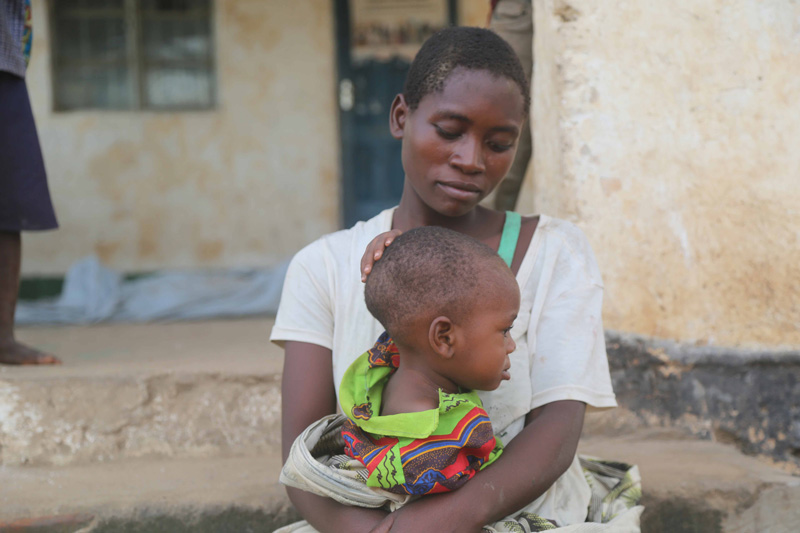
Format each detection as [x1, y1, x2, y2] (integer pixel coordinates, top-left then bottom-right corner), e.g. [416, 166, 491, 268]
[447, 270, 520, 392]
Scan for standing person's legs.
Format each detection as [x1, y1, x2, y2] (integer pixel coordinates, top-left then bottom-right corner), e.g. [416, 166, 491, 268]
[489, 0, 533, 211]
[0, 231, 59, 364]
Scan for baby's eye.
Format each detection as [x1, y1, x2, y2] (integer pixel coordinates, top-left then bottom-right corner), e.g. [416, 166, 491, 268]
[503, 326, 513, 337]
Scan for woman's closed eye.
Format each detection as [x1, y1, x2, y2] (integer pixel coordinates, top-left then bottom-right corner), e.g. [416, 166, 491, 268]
[488, 140, 514, 153]
[434, 124, 462, 140]
[433, 123, 515, 152]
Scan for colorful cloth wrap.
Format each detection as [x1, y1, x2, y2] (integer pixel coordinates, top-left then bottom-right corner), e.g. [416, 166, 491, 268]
[338, 332, 503, 496]
[22, 0, 32, 66]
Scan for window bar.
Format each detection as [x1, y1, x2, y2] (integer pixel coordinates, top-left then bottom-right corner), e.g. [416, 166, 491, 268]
[124, 0, 143, 109]
[207, 1, 218, 108]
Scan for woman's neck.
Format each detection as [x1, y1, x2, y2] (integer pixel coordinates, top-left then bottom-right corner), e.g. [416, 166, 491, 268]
[393, 198, 504, 246]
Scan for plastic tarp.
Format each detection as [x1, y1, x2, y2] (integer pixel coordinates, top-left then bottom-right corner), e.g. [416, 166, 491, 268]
[16, 256, 289, 325]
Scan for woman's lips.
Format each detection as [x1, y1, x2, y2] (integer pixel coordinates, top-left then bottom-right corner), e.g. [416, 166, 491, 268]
[436, 181, 481, 201]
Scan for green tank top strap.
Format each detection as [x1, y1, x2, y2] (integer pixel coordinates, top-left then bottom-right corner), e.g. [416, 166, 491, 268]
[497, 211, 521, 268]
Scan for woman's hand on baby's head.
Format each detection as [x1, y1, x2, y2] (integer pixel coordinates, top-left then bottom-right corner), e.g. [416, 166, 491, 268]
[361, 230, 403, 282]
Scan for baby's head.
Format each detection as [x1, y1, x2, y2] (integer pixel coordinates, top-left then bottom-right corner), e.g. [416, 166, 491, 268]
[365, 226, 520, 391]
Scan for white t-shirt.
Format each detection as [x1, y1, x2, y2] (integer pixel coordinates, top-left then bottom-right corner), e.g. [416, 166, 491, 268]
[271, 208, 616, 441]
[271, 208, 618, 525]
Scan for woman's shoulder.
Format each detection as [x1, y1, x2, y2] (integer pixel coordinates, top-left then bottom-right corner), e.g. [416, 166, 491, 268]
[521, 214, 602, 285]
[527, 214, 594, 254]
[292, 209, 394, 267]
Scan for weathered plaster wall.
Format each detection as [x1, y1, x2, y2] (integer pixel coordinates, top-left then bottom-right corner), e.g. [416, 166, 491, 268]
[458, 0, 491, 27]
[532, 0, 800, 348]
[23, 0, 339, 274]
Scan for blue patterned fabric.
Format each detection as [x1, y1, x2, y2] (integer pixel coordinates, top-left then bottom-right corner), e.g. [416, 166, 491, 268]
[0, 0, 29, 77]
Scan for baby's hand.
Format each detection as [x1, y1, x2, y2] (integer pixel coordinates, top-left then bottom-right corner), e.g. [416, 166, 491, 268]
[361, 230, 402, 282]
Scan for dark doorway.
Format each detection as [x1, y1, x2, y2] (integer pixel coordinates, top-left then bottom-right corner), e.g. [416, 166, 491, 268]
[335, 0, 456, 228]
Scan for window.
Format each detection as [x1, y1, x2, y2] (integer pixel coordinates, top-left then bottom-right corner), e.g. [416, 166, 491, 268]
[51, 0, 215, 111]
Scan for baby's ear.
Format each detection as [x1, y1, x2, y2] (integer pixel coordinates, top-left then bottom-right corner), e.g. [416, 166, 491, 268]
[429, 316, 455, 359]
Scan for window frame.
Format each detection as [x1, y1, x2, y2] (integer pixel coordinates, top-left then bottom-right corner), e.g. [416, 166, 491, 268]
[49, 0, 218, 112]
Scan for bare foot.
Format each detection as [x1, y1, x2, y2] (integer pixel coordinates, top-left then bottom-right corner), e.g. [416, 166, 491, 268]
[0, 339, 61, 365]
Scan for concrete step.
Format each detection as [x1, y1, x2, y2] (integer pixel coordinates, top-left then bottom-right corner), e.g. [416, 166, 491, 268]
[2, 431, 797, 532]
[579, 427, 800, 532]
[2, 320, 798, 532]
[0, 454, 298, 531]
[1, 319, 283, 467]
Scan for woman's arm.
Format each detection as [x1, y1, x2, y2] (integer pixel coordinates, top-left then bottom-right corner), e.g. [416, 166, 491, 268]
[371, 400, 586, 533]
[282, 341, 389, 532]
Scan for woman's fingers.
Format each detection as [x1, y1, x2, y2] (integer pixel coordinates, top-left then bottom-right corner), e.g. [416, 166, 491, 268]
[361, 230, 402, 282]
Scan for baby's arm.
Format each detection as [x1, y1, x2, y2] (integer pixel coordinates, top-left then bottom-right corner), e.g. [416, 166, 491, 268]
[282, 341, 389, 532]
[371, 400, 586, 533]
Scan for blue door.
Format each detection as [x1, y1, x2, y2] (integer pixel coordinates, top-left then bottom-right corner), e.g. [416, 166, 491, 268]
[335, 0, 456, 228]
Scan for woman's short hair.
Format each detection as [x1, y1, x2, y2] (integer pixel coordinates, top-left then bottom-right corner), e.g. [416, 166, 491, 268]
[403, 26, 530, 115]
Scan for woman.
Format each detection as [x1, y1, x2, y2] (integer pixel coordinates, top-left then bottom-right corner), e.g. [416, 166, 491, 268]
[272, 27, 639, 533]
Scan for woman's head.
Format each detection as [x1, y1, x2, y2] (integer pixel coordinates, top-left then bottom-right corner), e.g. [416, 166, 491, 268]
[390, 27, 529, 218]
[403, 26, 530, 116]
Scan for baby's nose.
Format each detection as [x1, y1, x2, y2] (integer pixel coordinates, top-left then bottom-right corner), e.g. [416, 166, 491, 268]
[506, 336, 516, 353]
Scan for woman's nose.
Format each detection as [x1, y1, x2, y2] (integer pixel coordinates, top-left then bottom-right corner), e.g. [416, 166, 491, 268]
[450, 137, 485, 174]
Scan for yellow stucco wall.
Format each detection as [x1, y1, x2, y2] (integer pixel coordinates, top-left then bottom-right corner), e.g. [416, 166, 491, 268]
[24, 0, 340, 274]
[22, 0, 491, 276]
[531, 0, 800, 348]
[458, 0, 491, 27]
[24, 0, 795, 348]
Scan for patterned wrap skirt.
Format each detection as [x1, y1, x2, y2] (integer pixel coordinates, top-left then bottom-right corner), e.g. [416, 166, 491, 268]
[0, 70, 57, 232]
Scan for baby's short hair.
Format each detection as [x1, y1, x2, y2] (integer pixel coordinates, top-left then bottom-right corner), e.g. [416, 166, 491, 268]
[365, 226, 510, 341]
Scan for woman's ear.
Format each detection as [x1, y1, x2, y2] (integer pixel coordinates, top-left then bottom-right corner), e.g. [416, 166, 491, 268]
[389, 94, 409, 140]
[429, 316, 456, 359]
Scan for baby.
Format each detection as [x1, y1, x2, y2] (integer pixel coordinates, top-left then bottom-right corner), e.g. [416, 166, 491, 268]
[338, 225, 520, 495]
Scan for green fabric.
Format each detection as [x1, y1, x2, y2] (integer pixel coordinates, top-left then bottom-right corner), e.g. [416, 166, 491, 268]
[497, 211, 521, 267]
[339, 345, 504, 492]
[339, 347, 493, 441]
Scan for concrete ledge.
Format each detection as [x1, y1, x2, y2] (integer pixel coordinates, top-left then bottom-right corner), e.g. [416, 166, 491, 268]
[606, 331, 800, 466]
[2, 430, 796, 533]
[1, 320, 283, 467]
[2, 321, 798, 532]
[0, 373, 282, 466]
[580, 427, 800, 532]
[0, 454, 298, 530]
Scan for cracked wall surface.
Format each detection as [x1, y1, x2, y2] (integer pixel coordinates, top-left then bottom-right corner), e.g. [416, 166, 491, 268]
[531, 0, 800, 348]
